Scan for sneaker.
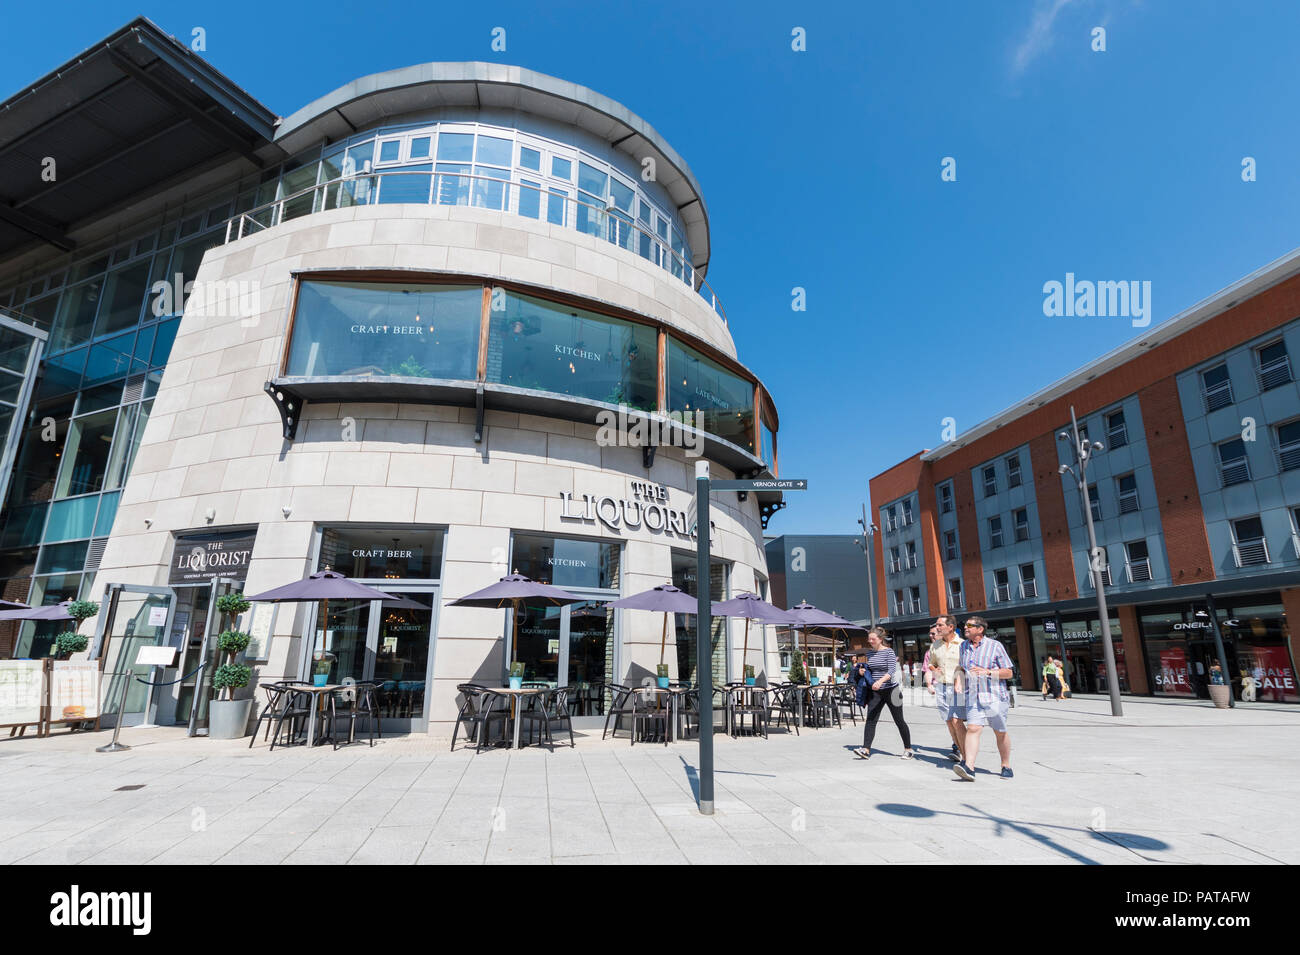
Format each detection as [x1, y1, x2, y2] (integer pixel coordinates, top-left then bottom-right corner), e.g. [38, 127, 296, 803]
[901, 749, 913, 759]
[1000, 766, 1014, 779]
[953, 762, 975, 781]
[951, 743, 960, 755]
[853, 747, 870, 759]
[947, 750, 961, 761]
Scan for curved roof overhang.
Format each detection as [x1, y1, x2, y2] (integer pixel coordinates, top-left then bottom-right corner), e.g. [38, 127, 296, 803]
[274, 62, 711, 281]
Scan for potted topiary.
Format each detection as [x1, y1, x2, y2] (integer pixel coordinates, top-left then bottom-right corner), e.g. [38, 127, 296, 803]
[312, 651, 335, 687]
[208, 592, 254, 739]
[51, 600, 99, 660]
[656, 663, 670, 689]
[787, 649, 807, 686]
[508, 661, 525, 690]
[744, 663, 756, 686]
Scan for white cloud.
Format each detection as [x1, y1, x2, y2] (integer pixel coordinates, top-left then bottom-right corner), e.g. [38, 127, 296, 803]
[1011, 0, 1081, 76]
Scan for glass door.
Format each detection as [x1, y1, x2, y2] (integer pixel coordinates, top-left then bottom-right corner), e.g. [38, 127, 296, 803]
[94, 584, 175, 726]
[186, 578, 241, 736]
[567, 601, 614, 717]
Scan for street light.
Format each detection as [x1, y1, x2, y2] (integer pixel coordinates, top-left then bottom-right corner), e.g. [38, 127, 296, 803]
[1057, 405, 1123, 717]
[855, 505, 879, 627]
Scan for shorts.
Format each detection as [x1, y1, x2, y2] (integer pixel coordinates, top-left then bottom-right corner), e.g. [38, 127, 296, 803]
[935, 683, 962, 722]
[963, 697, 1009, 732]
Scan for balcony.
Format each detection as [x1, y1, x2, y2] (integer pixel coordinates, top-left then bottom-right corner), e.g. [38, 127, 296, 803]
[1233, 538, 1270, 568]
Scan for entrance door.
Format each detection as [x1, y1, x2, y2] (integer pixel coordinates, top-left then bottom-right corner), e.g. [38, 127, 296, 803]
[509, 595, 616, 724]
[308, 587, 438, 732]
[93, 584, 176, 726]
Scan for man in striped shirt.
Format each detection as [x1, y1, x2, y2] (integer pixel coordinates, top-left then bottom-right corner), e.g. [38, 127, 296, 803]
[953, 615, 1014, 781]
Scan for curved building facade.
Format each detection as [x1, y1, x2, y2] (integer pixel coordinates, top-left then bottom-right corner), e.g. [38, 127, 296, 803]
[0, 34, 784, 734]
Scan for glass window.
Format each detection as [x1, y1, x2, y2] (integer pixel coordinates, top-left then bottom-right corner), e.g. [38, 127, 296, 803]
[475, 135, 512, 167]
[471, 165, 510, 210]
[1006, 454, 1022, 488]
[318, 526, 444, 579]
[105, 402, 149, 491]
[519, 146, 541, 171]
[944, 531, 957, 560]
[760, 420, 776, 471]
[487, 290, 658, 411]
[1106, 409, 1129, 448]
[547, 188, 568, 226]
[1, 503, 47, 548]
[55, 408, 119, 498]
[377, 162, 432, 204]
[435, 162, 470, 205]
[983, 465, 997, 497]
[287, 281, 482, 381]
[50, 279, 103, 352]
[551, 157, 572, 180]
[513, 533, 620, 589]
[609, 177, 634, 214]
[577, 162, 606, 197]
[672, 550, 727, 691]
[519, 178, 541, 219]
[378, 140, 402, 163]
[95, 490, 121, 537]
[280, 159, 322, 220]
[166, 234, 222, 315]
[1014, 507, 1030, 541]
[94, 260, 151, 337]
[151, 318, 180, 367]
[83, 332, 139, 388]
[436, 132, 474, 161]
[667, 337, 755, 452]
[410, 137, 431, 159]
[43, 497, 97, 543]
[989, 516, 1004, 548]
[7, 399, 73, 506]
[1087, 483, 1102, 522]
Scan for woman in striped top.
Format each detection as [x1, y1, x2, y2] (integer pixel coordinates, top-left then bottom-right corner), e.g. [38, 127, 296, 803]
[853, 627, 914, 760]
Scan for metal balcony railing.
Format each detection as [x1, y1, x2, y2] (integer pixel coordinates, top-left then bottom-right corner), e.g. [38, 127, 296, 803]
[1203, 379, 1234, 412]
[1233, 538, 1270, 568]
[222, 169, 728, 324]
[948, 592, 965, 610]
[1020, 580, 1038, 599]
[1277, 438, 1300, 472]
[1219, 455, 1251, 487]
[1118, 490, 1140, 514]
[994, 583, 1011, 603]
[1126, 558, 1153, 583]
[1258, 354, 1293, 391]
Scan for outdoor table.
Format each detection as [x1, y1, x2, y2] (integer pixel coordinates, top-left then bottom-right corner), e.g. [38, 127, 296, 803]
[492, 686, 547, 749]
[633, 685, 688, 742]
[294, 684, 341, 747]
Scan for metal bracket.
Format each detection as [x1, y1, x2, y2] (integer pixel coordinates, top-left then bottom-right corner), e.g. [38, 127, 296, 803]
[474, 385, 485, 443]
[736, 468, 762, 502]
[264, 382, 305, 441]
[643, 441, 657, 469]
[759, 500, 786, 529]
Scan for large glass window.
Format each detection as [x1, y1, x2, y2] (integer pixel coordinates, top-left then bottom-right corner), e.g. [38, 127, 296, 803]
[55, 408, 118, 498]
[672, 550, 727, 693]
[318, 526, 444, 579]
[512, 533, 620, 589]
[487, 291, 657, 410]
[94, 260, 152, 337]
[286, 281, 482, 380]
[50, 279, 103, 352]
[7, 398, 74, 506]
[667, 338, 755, 452]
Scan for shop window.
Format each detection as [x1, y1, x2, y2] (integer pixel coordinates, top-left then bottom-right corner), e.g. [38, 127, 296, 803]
[672, 551, 727, 691]
[491, 290, 659, 412]
[287, 281, 481, 380]
[513, 533, 620, 590]
[318, 526, 445, 580]
[666, 336, 755, 452]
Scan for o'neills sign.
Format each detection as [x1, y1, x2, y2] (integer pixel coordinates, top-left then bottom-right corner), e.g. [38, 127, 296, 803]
[170, 532, 257, 584]
[560, 480, 714, 542]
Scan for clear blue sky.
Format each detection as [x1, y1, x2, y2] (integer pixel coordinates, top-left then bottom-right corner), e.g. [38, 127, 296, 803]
[6, 1, 1300, 533]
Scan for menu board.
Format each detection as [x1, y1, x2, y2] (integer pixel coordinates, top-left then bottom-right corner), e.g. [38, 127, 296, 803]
[49, 661, 101, 721]
[0, 660, 43, 727]
[245, 603, 275, 661]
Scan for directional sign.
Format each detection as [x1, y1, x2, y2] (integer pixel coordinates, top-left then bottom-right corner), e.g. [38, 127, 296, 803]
[710, 478, 808, 491]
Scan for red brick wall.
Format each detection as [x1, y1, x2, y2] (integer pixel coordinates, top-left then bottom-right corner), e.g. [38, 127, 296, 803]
[1138, 377, 1215, 584]
[868, 453, 928, 619]
[1030, 431, 1079, 601]
[956, 469, 985, 611]
[1117, 604, 1149, 694]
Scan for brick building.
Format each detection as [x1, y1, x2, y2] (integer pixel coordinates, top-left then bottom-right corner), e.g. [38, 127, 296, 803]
[869, 251, 1300, 704]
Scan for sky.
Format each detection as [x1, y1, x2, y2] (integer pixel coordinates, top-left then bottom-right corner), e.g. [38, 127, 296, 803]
[5, 1, 1300, 533]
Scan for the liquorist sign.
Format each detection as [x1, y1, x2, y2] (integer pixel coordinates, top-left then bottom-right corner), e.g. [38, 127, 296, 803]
[169, 532, 257, 584]
[560, 480, 715, 542]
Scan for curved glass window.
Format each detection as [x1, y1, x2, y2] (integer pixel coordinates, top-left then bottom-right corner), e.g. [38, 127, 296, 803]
[668, 338, 754, 452]
[486, 291, 657, 410]
[286, 281, 482, 380]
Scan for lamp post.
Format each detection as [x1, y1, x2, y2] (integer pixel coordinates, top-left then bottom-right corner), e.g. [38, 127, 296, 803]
[1057, 405, 1123, 717]
[856, 505, 879, 627]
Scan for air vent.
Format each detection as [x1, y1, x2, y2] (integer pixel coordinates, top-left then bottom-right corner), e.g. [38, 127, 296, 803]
[84, 538, 109, 573]
[123, 374, 146, 404]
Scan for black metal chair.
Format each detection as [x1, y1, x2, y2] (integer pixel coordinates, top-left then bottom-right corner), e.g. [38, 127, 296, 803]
[628, 687, 669, 746]
[835, 682, 860, 725]
[518, 687, 576, 749]
[728, 686, 770, 738]
[601, 684, 636, 740]
[451, 683, 508, 752]
[327, 679, 382, 750]
[768, 684, 801, 735]
[251, 682, 313, 750]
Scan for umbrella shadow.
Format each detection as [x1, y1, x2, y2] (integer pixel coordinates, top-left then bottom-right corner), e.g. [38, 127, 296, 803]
[875, 802, 1170, 864]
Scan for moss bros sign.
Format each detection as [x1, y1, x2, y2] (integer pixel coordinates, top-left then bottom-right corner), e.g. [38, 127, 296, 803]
[169, 532, 257, 584]
[560, 480, 715, 541]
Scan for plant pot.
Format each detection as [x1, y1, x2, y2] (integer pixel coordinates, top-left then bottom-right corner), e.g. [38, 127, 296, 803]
[209, 699, 252, 740]
[313, 673, 328, 687]
[809, 676, 820, 686]
[509, 676, 523, 690]
[657, 676, 670, 689]
[1209, 684, 1232, 709]
[744, 676, 756, 686]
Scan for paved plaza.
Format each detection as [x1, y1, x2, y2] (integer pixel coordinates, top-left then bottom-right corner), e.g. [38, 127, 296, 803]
[0, 693, 1294, 865]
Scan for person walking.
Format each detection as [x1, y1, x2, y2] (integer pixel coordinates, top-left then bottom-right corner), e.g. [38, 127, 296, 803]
[953, 616, 1014, 781]
[853, 627, 914, 760]
[925, 614, 965, 762]
[1042, 655, 1063, 701]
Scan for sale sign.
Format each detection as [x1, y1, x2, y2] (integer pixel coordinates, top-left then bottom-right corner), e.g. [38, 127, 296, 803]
[1155, 646, 1193, 697]
[1240, 645, 1298, 703]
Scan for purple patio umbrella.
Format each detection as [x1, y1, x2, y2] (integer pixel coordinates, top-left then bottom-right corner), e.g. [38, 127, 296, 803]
[784, 600, 867, 683]
[606, 583, 698, 666]
[0, 599, 74, 621]
[0, 598, 30, 611]
[711, 592, 795, 679]
[244, 571, 400, 649]
[447, 572, 584, 665]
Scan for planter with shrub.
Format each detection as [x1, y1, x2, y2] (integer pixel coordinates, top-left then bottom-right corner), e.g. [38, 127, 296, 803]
[208, 592, 254, 739]
[51, 600, 99, 660]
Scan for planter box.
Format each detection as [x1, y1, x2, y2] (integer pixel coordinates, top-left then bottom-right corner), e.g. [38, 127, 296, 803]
[1208, 684, 1232, 709]
[209, 699, 252, 739]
